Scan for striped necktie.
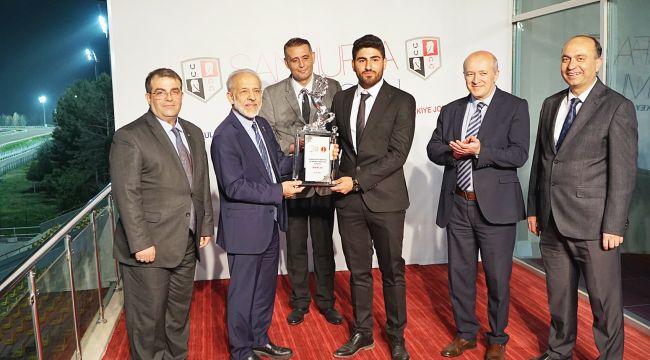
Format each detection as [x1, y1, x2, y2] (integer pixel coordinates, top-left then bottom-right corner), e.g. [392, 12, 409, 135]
[456, 102, 486, 191]
[171, 127, 195, 233]
[252, 120, 274, 181]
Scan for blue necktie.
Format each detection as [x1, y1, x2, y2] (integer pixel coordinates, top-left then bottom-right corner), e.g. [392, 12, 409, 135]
[456, 102, 486, 191]
[556, 97, 581, 150]
[252, 120, 274, 181]
[171, 127, 195, 233]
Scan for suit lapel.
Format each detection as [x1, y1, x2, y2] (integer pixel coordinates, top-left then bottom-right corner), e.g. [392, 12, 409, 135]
[283, 77, 303, 124]
[360, 82, 392, 145]
[256, 117, 281, 182]
[476, 89, 504, 139]
[229, 112, 273, 182]
[453, 96, 470, 140]
[557, 80, 605, 153]
[145, 112, 190, 188]
[547, 91, 566, 154]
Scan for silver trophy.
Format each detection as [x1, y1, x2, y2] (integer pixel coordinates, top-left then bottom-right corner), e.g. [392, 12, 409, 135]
[292, 77, 338, 186]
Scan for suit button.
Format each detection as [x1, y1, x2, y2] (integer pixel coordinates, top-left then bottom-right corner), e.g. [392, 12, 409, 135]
[551, 182, 556, 186]
[186, 213, 190, 217]
[356, 166, 361, 171]
[553, 160, 559, 164]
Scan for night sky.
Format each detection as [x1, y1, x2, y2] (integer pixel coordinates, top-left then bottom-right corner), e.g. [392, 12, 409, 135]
[0, 0, 111, 125]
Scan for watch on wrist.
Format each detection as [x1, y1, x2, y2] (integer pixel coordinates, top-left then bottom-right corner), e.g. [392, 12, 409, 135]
[352, 178, 360, 192]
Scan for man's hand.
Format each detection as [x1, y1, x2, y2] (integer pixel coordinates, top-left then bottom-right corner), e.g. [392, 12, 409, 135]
[449, 136, 481, 158]
[331, 176, 354, 194]
[527, 216, 540, 236]
[282, 180, 305, 197]
[331, 143, 340, 160]
[135, 246, 155, 263]
[199, 236, 212, 248]
[602, 232, 623, 250]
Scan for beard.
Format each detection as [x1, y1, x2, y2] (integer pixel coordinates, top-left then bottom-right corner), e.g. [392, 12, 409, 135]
[233, 102, 259, 119]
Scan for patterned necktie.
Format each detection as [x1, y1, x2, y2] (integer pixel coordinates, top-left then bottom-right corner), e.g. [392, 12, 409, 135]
[300, 88, 310, 123]
[356, 92, 371, 147]
[556, 97, 581, 150]
[171, 127, 195, 232]
[456, 102, 486, 191]
[252, 120, 274, 181]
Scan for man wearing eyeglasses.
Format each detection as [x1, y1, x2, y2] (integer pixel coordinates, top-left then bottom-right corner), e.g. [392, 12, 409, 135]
[110, 68, 214, 360]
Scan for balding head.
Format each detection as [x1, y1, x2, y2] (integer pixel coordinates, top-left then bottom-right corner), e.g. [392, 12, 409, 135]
[463, 51, 499, 101]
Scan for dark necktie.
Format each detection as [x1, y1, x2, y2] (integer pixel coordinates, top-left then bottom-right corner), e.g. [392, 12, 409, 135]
[252, 120, 274, 181]
[556, 97, 581, 150]
[356, 92, 371, 147]
[171, 127, 195, 232]
[456, 102, 486, 191]
[300, 88, 310, 123]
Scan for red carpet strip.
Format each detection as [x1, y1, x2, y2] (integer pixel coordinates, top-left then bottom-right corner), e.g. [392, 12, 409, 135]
[103, 263, 650, 359]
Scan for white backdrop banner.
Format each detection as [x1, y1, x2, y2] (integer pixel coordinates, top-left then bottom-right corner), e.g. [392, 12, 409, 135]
[108, 0, 513, 280]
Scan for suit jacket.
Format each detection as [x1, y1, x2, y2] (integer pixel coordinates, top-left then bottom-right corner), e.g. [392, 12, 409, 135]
[331, 81, 415, 212]
[259, 75, 342, 198]
[211, 110, 294, 254]
[427, 88, 529, 227]
[527, 79, 638, 239]
[110, 110, 214, 268]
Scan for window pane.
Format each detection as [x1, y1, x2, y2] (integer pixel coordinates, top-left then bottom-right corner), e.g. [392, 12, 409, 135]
[512, 3, 599, 260]
[515, 0, 578, 14]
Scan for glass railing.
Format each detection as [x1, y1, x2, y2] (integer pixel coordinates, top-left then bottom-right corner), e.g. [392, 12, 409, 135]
[0, 185, 119, 359]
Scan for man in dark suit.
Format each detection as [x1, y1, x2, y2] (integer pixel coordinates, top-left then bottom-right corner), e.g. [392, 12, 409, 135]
[211, 69, 307, 360]
[110, 68, 214, 360]
[330, 34, 415, 360]
[427, 51, 530, 360]
[527, 35, 637, 360]
[259, 37, 343, 326]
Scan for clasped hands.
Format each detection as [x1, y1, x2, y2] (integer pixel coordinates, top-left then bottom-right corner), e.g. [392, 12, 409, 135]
[449, 135, 480, 159]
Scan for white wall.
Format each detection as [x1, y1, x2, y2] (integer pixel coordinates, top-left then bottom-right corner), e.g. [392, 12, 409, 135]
[108, 0, 513, 280]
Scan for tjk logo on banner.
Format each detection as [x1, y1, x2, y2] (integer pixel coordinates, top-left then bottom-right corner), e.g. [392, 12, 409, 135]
[181, 58, 223, 102]
[406, 37, 441, 80]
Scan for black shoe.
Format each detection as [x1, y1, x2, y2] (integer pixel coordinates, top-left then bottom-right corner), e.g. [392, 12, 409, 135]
[333, 332, 374, 358]
[390, 341, 410, 360]
[252, 342, 293, 359]
[320, 308, 343, 325]
[287, 307, 309, 325]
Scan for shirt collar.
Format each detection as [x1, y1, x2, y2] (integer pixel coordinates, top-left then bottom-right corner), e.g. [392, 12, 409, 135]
[156, 117, 182, 133]
[291, 75, 314, 98]
[233, 109, 255, 130]
[470, 87, 496, 107]
[568, 78, 598, 103]
[356, 79, 384, 98]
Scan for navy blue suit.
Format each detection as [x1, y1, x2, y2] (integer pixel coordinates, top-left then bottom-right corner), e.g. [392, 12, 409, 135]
[211, 110, 294, 360]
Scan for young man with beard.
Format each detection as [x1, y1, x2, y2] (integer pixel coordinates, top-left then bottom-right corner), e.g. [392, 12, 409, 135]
[330, 34, 416, 360]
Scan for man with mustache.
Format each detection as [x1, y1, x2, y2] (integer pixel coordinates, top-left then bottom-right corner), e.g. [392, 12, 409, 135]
[527, 35, 638, 360]
[211, 69, 304, 360]
[330, 34, 416, 360]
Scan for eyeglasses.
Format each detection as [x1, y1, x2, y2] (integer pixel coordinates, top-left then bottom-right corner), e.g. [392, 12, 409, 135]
[150, 88, 182, 99]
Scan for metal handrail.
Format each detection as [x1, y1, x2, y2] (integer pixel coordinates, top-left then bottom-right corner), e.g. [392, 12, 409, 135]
[0, 184, 112, 299]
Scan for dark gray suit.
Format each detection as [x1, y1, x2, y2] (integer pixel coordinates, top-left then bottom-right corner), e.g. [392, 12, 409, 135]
[332, 81, 415, 343]
[110, 110, 214, 359]
[528, 79, 638, 359]
[259, 75, 341, 311]
[427, 88, 529, 345]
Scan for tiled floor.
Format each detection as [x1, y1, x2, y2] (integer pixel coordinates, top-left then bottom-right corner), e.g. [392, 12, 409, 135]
[524, 253, 650, 326]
